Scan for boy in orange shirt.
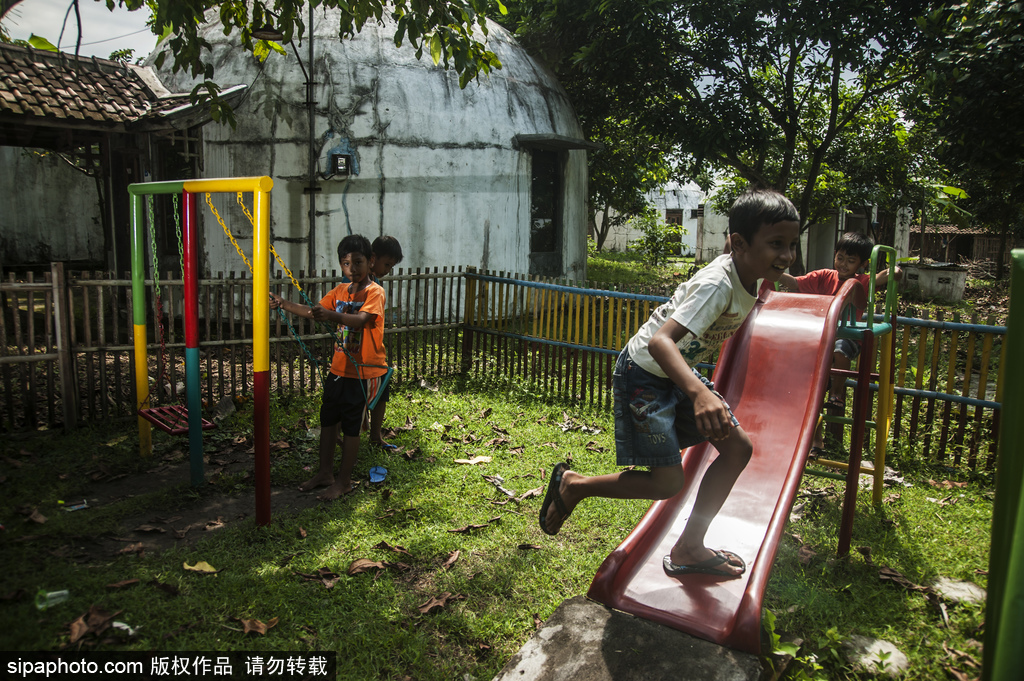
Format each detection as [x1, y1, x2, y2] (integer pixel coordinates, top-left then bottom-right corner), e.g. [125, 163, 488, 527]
[270, 234, 389, 500]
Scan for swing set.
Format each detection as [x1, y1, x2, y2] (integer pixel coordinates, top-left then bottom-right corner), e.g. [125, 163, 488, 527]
[129, 177, 274, 525]
[129, 175, 392, 526]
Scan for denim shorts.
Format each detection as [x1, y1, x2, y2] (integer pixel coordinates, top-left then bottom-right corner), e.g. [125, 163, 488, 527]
[835, 338, 861, 360]
[612, 349, 739, 467]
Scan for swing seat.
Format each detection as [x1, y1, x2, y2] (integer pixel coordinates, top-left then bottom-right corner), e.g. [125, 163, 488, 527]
[139, 405, 217, 435]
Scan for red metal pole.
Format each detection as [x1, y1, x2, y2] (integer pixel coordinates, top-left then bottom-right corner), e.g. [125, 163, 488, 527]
[837, 330, 874, 556]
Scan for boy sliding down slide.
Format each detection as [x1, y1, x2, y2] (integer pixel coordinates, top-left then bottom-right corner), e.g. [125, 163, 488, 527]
[540, 188, 801, 578]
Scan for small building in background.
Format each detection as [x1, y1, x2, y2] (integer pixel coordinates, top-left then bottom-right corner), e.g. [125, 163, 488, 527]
[0, 43, 217, 275]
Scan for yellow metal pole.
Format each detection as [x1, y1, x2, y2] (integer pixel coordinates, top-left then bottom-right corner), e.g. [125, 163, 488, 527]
[873, 332, 894, 504]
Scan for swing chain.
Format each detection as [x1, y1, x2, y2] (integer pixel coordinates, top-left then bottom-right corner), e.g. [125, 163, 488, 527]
[146, 196, 161, 297]
[235, 191, 319, 308]
[207, 192, 254, 273]
[145, 195, 170, 403]
[173, 193, 185, 279]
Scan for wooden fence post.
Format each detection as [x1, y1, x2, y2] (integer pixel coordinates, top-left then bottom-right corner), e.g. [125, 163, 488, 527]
[51, 262, 78, 432]
[461, 267, 477, 375]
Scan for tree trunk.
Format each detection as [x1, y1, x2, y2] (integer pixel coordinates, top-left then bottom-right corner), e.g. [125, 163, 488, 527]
[996, 220, 1009, 280]
[789, 223, 808, 276]
[595, 204, 612, 251]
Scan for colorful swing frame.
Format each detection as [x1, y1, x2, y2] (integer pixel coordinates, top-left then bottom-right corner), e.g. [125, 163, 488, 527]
[129, 177, 274, 526]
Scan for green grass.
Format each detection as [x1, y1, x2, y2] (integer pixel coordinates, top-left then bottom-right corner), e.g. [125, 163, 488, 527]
[586, 251, 695, 289]
[0, 378, 991, 680]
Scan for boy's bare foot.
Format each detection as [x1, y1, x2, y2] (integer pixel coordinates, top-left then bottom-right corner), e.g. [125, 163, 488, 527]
[317, 480, 358, 501]
[667, 546, 745, 576]
[298, 472, 334, 492]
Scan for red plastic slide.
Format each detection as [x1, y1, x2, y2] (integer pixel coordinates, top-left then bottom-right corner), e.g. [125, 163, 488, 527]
[587, 288, 854, 653]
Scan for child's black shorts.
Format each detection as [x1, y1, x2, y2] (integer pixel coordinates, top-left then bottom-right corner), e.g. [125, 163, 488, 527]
[320, 374, 391, 437]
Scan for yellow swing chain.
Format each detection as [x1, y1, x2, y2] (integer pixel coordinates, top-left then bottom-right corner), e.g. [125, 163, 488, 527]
[236, 192, 307, 296]
[206, 192, 254, 274]
[227, 192, 330, 383]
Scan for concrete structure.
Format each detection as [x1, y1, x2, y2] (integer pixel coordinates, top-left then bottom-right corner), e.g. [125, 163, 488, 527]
[600, 184, 701, 255]
[149, 9, 593, 281]
[492, 595, 761, 681]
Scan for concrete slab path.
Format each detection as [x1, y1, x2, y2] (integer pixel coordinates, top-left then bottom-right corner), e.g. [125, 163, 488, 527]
[492, 596, 762, 681]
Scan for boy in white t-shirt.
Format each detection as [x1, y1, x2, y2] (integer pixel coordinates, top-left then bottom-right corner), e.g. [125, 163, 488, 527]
[539, 189, 800, 578]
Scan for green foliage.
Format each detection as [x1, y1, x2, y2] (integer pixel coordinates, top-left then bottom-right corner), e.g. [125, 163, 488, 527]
[513, 0, 932, 269]
[628, 206, 683, 269]
[27, 34, 58, 51]
[587, 249, 692, 290]
[108, 48, 136, 64]
[7, 0, 505, 126]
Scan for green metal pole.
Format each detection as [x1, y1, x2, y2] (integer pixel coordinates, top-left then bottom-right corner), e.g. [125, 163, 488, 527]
[984, 249, 1024, 680]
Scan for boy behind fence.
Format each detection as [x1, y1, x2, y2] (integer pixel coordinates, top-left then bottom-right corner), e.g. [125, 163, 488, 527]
[775, 232, 901, 455]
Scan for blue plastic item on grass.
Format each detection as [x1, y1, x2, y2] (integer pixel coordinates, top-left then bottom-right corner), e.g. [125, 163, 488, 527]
[369, 466, 387, 483]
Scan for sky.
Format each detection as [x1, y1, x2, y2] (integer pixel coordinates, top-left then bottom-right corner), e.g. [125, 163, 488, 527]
[2, 0, 157, 60]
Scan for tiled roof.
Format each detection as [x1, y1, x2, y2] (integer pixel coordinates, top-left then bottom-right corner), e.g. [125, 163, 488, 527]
[0, 42, 192, 133]
[910, 224, 990, 236]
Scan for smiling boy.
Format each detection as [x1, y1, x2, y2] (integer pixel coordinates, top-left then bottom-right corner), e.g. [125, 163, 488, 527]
[540, 188, 800, 578]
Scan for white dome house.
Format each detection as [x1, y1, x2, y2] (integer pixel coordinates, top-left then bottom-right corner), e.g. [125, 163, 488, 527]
[150, 7, 595, 280]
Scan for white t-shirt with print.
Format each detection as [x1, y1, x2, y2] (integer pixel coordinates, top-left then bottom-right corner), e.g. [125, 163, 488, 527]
[626, 254, 759, 377]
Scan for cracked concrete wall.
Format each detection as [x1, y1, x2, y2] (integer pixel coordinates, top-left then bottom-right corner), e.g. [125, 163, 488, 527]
[0, 148, 105, 266]
[151, 8, 588, 281]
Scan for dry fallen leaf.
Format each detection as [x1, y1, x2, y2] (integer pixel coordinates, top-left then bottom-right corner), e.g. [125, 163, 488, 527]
[298, 527, 307, 539]
[134, 524, 165, 533]
[440, 550, 460, 570]
[116, 542, 144, 556]
[68, 606, 119, 643]
[878, 566, 933, 596]
[517, 486, 543, 501]
[417, 592, 464, 615]
[292, 567, 340, 589]
[454, 456, 491, 465]
[241, 616, 279, 635]
[518, 544, 543, 551]
[448, 523, 488, 534]
[183, 560, 220, 574]
[373, 541, 411, 556]
[347, 558, 387, 575]
[797, 544, 817, 565]
[28, 510, 47, 524]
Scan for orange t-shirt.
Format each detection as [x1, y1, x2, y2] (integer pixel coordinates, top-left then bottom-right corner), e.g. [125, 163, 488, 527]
[320, 281, 387, 379]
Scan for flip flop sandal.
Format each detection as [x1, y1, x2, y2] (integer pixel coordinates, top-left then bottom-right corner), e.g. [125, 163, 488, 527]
[539, 462, 571, 536]
[663, 549, 746, 578]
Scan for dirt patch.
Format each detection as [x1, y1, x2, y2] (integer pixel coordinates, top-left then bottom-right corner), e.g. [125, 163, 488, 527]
[69, 457, 339, 562]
